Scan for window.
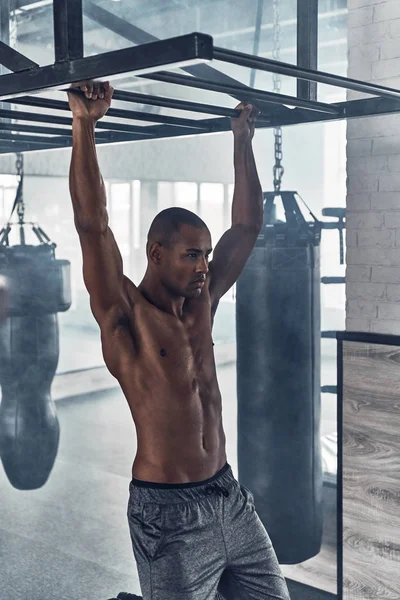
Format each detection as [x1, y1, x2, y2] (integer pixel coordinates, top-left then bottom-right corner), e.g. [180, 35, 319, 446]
[200, 183, 224, 250]
[109, 182, 131, 259]
[174, 182, 197, 212]
[132, 180, 141, 251]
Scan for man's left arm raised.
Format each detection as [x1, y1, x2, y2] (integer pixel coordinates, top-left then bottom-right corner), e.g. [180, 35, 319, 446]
[208, 103, 264, 312]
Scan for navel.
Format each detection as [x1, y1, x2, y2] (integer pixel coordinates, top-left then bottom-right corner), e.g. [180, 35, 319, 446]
[160, 348, 167, 357]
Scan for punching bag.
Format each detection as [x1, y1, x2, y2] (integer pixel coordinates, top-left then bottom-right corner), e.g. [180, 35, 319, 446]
[0, 166, 71, 490]
[236, 191, 323, 564]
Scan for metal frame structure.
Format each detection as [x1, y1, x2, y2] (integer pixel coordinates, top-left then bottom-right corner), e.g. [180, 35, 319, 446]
[0, 0, 399, 155]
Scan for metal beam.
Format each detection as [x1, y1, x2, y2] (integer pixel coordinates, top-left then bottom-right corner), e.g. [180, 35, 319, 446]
[144, 71, 340, 114]
[0, 0, 11, 128]
[3, 94, 400, 156]
[8, 90, 245, 121]
[297, 0, 318, 100]
[53, 0, 84, 62]
[270, 96, 400, 127]
[0, 122, 72, 136]
[0, 132, 71, 146]
[0, 121, 150, 144]
[213, 46, 400, 101]
[82, 0, 289, 118]
[112, 90, 246, 120]
[0, 33, 213, 100]
[0, 107, 157, 137]
[0, 40, 38, 71]
[10, 95, 214, 131]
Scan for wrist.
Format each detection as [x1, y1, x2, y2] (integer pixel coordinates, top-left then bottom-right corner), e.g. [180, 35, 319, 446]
[72, 116, 97, 128]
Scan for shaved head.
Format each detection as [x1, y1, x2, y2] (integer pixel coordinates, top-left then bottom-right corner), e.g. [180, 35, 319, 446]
[147, 207, 208, 254]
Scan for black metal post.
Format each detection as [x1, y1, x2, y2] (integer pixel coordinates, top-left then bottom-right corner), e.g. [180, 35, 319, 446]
[0, 0, 10, 127]
[297, 0, 318, 101]
[53, 0, 84, 62]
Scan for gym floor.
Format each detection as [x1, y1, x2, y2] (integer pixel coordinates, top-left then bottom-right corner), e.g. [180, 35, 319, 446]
[0, 361, 337, 600]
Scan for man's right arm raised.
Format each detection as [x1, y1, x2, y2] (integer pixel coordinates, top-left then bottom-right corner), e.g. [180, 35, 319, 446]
[68, 81, 129, 324]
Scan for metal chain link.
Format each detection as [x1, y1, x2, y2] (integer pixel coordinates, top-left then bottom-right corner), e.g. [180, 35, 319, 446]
[272, 0, 284, 194]
[15, 152, 25, 224]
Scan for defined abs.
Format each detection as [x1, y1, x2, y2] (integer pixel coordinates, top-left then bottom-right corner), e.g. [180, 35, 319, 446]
[133, 392, 224, 468]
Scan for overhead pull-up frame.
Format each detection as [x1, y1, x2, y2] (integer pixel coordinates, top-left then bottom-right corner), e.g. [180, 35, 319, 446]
[0, 0, 399, 155]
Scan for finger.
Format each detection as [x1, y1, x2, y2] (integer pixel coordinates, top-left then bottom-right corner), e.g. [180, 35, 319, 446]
[104, 82, 114, 101]
[241, 104, 253, 120]
[91, 82, 100, 100]
[84, 82, 94, 98]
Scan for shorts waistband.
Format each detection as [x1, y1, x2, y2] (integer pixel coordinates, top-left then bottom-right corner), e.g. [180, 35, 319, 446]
[129, 462, 236, 504]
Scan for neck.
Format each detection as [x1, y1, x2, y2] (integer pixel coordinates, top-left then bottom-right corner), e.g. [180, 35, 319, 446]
[139, 272, 185, 318]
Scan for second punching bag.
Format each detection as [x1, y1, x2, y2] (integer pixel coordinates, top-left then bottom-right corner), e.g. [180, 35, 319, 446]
[236, 191, 323, 564]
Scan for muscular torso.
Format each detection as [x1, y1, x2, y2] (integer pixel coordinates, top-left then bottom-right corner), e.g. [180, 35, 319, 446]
[99, 278, 227, 484]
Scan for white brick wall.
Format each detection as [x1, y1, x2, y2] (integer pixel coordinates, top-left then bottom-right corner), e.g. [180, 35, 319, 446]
[346, 0, 400, 334]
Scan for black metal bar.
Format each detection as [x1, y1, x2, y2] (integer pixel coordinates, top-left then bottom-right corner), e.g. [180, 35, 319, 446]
[0, 33, 213, 100]
[0, 129, 152, 151]
[321, 385, 337, 394]
[321, 277, 345, 285]
[0, 40, 38, 71]
[0, 120, 146, 143]
[10, 95, 213, 131]
[144, 71, 340, 114]
[0, 122, 72, 136]
[112, 90, 244, 120]
[322, 222, 345, 230]
[321, 331, 337, 339]
[10, 90, 247, 121]
[297, 0, 318, 101]
[0, 132, 71, 146]
[83, 0, 289, 118]
[0, 1, 11, 128]
[213, 46, 400, 102]
[268, 96, 400, 129]
[336, 331, 400, 347]
[0, 106, 157, 136]
[4, 94, 400, 152]
[53, 0, 84, 62]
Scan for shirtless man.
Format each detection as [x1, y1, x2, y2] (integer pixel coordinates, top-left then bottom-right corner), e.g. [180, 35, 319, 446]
[68, 81, 290, 600]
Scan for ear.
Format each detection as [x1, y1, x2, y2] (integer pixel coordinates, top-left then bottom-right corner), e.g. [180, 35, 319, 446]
[149, 242, 162, 265]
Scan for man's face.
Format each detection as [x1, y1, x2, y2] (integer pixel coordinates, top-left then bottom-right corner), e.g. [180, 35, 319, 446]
[160, 224, 212, 299]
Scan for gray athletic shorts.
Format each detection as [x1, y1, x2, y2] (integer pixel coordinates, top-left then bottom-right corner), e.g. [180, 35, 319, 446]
[127, 462, 291, 600]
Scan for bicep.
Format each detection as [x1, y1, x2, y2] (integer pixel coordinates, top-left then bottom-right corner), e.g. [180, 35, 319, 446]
[76, 225, 128, 321]
[209, 224, 259, 306]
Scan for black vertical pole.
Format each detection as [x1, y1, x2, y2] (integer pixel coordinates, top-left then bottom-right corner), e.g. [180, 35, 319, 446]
[0, 0, 11, 126]
[297, 0, 318, 101]
[53, 0, 84, 62]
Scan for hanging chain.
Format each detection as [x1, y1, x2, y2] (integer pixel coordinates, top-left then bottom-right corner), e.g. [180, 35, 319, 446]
[272, 0, 284, 194]
[15, 152, 25, 224]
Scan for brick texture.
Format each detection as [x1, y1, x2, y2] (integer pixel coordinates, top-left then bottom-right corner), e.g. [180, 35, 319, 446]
[347, 0, 400, 333]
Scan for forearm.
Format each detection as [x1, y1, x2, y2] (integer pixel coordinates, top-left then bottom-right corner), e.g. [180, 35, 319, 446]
[232, 139, 263, 229]
[69, 117, 108, 230]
